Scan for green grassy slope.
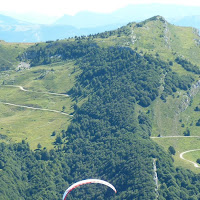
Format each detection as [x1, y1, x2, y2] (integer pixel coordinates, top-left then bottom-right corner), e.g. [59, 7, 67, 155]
[0, 40, 32, 70]
[2, 17, 200, 199]
[152, 137, 200, 173]
[150, 89, 200, 172]
[94, 16, 200, 172]
[130, 17, 200, 172]
[94, 16, 200, 65]
[1, 16, 200, 170]
[0, 61, 80, 149]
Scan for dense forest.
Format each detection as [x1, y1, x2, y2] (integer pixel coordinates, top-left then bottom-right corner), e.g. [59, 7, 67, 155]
[1, 39, 200, 199]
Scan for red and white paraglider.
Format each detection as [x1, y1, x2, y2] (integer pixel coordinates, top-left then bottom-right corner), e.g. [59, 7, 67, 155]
[62, 179, 117, 199]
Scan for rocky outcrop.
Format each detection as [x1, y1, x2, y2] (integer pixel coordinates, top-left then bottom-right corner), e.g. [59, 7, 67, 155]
[178, 80, 200, 113]
[16, 62, 30, 71]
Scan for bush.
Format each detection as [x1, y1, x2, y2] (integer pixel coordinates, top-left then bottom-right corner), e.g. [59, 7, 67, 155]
[197, 158, 200, 164]
[196, 119, 200, 126]
[55, 135, 62, 144]
[194, 106, 200, 111]
[168, 146, 176, 155]
[51, 131, 56, 136]
[183, 128, 190, 136]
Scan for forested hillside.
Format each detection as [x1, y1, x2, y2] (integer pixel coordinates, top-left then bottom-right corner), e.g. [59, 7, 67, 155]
[1, 16, 200, 199]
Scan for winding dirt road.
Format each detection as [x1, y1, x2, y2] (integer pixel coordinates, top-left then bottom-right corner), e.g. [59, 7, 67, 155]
[151, 136, 200, 139]
[3, 85, 69, 97]
[0, 85, 72, 116]
[0, 101, 72, 116]
[180, 149, 200, 168]
[151, 136, 200, 168]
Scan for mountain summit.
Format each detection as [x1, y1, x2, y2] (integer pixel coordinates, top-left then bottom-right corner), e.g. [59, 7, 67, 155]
[1, 3, 200, 42]
[0, 16, 200, 199]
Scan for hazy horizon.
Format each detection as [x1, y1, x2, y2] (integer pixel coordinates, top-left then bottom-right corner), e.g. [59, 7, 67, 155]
[1, 0, 200, 24]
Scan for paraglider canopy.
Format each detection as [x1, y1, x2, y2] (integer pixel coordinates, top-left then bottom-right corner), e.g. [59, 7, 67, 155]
[62, 179, 117, 200]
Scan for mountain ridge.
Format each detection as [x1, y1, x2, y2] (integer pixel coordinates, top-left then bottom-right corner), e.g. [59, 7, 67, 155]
[1, 4, 200, 42]
[0, 16, 200, 199]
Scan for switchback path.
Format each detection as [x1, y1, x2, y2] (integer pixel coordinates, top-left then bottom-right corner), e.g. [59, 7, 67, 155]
[2, 85, 69, 97]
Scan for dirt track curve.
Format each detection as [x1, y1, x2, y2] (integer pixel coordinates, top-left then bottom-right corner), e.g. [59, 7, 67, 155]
[0, 85, 72, 116]
[3, 85, 69, 97]
[151, 136, 200, 168]
[180, 149, 200, 168]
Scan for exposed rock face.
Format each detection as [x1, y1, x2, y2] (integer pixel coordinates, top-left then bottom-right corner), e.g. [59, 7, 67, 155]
[163, 20, 171, 49]
[189, 80, 200, 97]
[16, 62, 30, 71]
[179, 80, 200, 113]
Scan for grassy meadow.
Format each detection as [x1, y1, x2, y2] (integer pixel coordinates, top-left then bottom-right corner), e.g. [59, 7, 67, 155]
[152, 137, 200, 173]
[0, 61, 80, 149]
[150, 89, 200, 172]
[1, 17, 200, 170]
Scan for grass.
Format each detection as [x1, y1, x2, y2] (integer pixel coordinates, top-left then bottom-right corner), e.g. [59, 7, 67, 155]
[0, 60, 80, 149]
[1, 18, 200, 170]
[0, 86, 73, 111]
[184, 150, 200, 166]
[95, 17, 200, 68]
[169, 25, 200, 65]
[0, 104, 72, 149]
[92, 18, 200, 172]
[0, 41, 32, 69]
[2, 61, 78, 91]
[152, 137, 200, 173]
[106, 18, 200, 171]
[179, 91, 200, 136]
[150, 89, 200, 172]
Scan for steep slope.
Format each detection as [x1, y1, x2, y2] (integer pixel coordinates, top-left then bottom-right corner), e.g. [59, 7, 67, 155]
[90, 15, 200, 65]
[1, 16, 200, 199]
[17, 16, 200, 170]
[2, 44, 200, 200]
[28, 15, 200, 65]
[0, 14, 34, 27]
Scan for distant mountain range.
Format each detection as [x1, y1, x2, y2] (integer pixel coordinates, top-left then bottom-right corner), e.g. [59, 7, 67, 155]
[0, 4, 200, 42]
[0, 14, 125, 42]
[54, 4, 200, 28]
